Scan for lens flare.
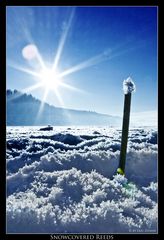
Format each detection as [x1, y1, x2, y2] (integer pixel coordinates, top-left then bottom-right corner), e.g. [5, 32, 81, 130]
[22, 44, 38, 60]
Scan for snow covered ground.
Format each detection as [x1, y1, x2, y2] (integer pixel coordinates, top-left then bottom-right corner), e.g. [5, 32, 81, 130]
[6, 126, 158, 233]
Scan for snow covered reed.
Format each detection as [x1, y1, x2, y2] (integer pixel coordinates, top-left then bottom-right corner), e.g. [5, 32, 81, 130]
[123, 77, 136, 94]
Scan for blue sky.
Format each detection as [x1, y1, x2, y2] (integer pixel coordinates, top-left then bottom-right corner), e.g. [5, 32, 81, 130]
[6, 6, 157, 119]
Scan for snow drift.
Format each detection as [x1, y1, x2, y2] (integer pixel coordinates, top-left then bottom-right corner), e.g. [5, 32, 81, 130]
[6, 126, 158, 233]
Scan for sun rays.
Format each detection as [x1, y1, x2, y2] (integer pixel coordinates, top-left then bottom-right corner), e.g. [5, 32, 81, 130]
[7, 9, 78, 111]
[7, 7, 141, 123]
[52, 8, 75, 72]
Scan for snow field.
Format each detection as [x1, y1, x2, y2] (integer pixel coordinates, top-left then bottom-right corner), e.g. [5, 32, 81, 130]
[6, 126, 158, 233]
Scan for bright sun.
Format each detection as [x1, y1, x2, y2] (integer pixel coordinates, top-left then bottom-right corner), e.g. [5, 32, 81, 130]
[39, 68, 61, 90]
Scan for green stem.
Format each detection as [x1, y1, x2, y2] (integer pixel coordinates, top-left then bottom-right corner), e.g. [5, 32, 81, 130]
[117, 93, 131, 175]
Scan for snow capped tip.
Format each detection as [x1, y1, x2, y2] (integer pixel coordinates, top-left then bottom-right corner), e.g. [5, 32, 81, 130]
[123, 77, 136, 94]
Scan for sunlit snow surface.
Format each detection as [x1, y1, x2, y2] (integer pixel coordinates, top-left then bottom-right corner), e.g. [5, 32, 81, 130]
[6, 126, 158, 233]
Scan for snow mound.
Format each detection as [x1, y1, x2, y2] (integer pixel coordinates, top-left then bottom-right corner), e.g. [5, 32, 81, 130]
[7, 169, 157, 233]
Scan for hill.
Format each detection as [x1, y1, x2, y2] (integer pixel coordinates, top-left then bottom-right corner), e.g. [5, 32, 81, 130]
[6, 89, 121, 126]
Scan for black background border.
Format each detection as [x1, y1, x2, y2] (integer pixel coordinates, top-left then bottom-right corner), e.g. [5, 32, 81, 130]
[0, 0, 161, 239]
